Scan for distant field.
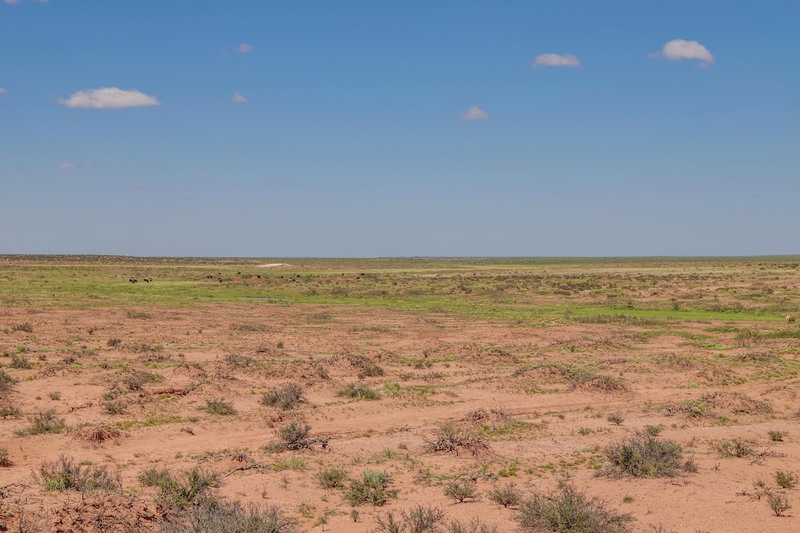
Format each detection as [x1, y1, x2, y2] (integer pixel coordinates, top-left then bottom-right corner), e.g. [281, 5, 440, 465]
[1, 256, 799, 531]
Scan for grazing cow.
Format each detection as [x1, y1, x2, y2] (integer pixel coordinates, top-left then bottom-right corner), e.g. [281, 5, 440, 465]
[143, 277, 152, 283]
[787, 315, 796, 324]
[129, 278, 137, 283]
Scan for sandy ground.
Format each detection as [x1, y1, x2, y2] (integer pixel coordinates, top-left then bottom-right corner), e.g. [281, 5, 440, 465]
[1, 300, 799, 532]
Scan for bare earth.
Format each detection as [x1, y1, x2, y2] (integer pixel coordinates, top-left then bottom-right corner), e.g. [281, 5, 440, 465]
[1, 258, 799, 532]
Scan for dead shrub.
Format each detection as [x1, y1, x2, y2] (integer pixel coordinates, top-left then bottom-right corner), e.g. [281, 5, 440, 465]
[424, 422, 491, 456]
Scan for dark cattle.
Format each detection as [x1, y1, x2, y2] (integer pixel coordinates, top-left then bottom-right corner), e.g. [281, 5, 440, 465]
[788, 315, 796, 324]
[218, 278, 223, 283]
[129, 278, 137, 283]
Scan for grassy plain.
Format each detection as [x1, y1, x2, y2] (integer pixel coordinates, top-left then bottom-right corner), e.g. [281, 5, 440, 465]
[1, 255, 799, 531]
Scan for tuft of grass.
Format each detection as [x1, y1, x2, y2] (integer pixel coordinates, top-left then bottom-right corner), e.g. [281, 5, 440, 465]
[11, 323, 33, 332]
[17, 409, 67, 436]
[603, 431, 689, 478]
[767, 493, 791, 517]
[317, 467, 349, 489]
[36, 455, 120, 492]
[272, 456, 307, 471]
[73, 422, 122, 444]
[768, 430, 787, 442]
[516, 482, 632, 533]
[775, 471, 797, 489]
[9, 353, 31, 369]
[607, 413, 625, 426]
[345, 470, 397, 506]
[338, 382, 380, 401]
[260, 383, 305, 410]
[205, 399, 237, 416]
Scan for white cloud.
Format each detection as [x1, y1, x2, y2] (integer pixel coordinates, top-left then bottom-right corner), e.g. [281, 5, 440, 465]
[58, 87, 160, 109]
[460, 106, 489, 121]
[533, 53, 581, 68]
[52, 161, 94, 169]
[0, 87, 6, 94]
[236, 43, 253, 53]
[659, 39, 714, 64]
[4, 0, 21, 4]
[232, 92, 248, 104]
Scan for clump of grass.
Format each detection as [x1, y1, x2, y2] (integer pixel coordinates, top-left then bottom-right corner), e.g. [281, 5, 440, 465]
[444, 479, 478, 503]
[48, 391, 61, 401]
[139, 467, 219, 511]
[73, 422, 122, 444]
[224, 354, 256, 368]
[272, 456, 307, 471]
[0, 447, 10, 467]
[260, 383, 305, 410]
[11, 323, 33, 333]
[0, 404, 21, 418]
[126, 310, 152, 319]
[603, 431, 690, 478]
[158, 501, 298, 533]
[449, 517, 499, 533]
[767, 493, 791, 516]
[122, 370, 162, 391]
[317, 467, 349, 489]
[36, 455, 120, 493]
[338, 382, 380, 401]
[424, 422, 491, 456]
[17, 409, 67, 436]
[516, 482, 632, 533]
[489, 482, 522, 508]
[9, 353, 31, 369]
[717, 438, 755, 458]
[107, 338, 122, 347]
[101, 400, 128, 415]
[0, 369, 16, 394]
[345, 470, 397, 506]
[374, 505, 448, 532]
[607, 413, 625, 425]
[267, 422, 328, 452]
[205, 399, 237, 416]
[775, 471, 798, 489]
[768, 430, 787, 442]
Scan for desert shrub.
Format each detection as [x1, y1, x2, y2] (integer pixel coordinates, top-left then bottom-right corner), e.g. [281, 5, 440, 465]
[489, 482, 522, 508]
[607, 413, 624, 425]
[36, 455, 121, 493]
[767, 493, 791, 516]
[48, 391, 61, 401]
[272, 456, 306, 471]
[317, 467, 349, 489]
[374, 505, 446, 533]
[644, 424, 664, 436]
[516, 482, 632, 533]
[0, 404, 21, 418]
[101, 400, 128, 415]
[224, 354, 255, 368]
[205, 399, 237, 416]
[11, 323, 33, 332]
[345, 470, 397, 506]
[424, 422, 491, 456]
[73, 422, 121, 443]
[126, 310, 153, 319]
[260, 383, 305, 410]
[9, 354, 31, 369]
[158, 501, 297, 533]
[768, 430, 787, 442]
[140, 467, 219, 511]
[122, 370, 162, 391]
[17, 409, 67, 436]
[448, 518, 499, 533]
[0, 369, 16, 394]
[107, 338, 122, 347]
[277, 422, 311, 450]
[775, 471, 798, 489]
[338, 382, 380, 401]
[444, 479, 477, 503]
[0, 447, 10, 467]
[603, 431, 688, 478]
[717, 439, 755, 458]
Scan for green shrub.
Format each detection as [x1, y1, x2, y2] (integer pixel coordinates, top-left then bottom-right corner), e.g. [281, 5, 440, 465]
[102, 400, 128, 415]
[275, 422, 312, 451]
[444, 479, 477, 503]
[317, 467, 349, 489]
[717, 439, 754, 458]
[448, 518, 499, 533]
[205, 399, 237, 416]
[374, 505, 446, 532]
[607, 413, 624, 426]
[10, 354, 31, 369]
[489, 482, 522, 508]
[260, 383, 305, 410]
[338, 383, 380, 401]
[17, 409, 67, 436]
[272, 457, 306, 471]
[36, 455, 120, 493]
[603, 431, 688, 478]
[775, 471, 797, 489]
[768, 493, 791, 516]
[140, 467, 219, 511]
[516, 482, 631, 533]
[345, 470, 397, 506]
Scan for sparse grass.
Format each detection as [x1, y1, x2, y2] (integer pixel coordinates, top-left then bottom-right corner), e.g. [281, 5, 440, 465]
[603, 431, 689, 478]
[205, 399, 237, 416]
[36, 454, 121, 492]
[345, 470, 397, 506]
[516, 482, 632, 532]
[260, 382, 305, 410]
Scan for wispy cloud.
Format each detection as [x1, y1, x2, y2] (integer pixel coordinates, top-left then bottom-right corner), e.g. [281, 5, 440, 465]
[52, 161, 94, 169]
[59, 87, 160, 109]
[4, 0, 49, 4]
[656, 39, 714, 65]
[460, 106, 489, 121]
[232, 92, 248, 104]
[236, 43, 253, 53]
[533, 53, 581, 68]
[0, 87, 6, 94]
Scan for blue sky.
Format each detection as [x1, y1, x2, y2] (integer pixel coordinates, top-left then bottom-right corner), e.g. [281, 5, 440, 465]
[1, 1, 798, 257]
